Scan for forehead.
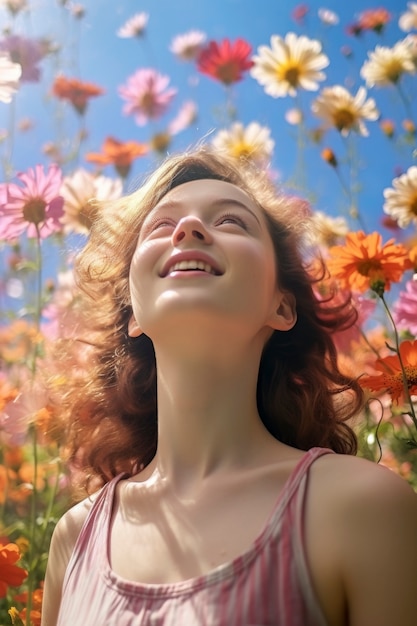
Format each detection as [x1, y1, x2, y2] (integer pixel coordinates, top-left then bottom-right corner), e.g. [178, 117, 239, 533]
[151, 178, 260, 213]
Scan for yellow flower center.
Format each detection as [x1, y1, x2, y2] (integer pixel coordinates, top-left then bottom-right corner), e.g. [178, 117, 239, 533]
[140, 92, 156, 114]
[357, 259, 382, 276]
[392, 365, 417, 390]
[334, 108, 355, 131]
[230, 140, 253, 159]
[410, 194, 417, 216]
[386, 59, 405, 83]
[151, 132, 171, 153]
[282, 65, 300, 87]
[22, 198, 46, 224]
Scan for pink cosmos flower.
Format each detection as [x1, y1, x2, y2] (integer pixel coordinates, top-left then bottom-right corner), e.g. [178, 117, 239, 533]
[393, 278, 417, 336]
[0, 35, 44, 82]
[0, 164, 64, 240]
[168, 100, 197, 135]
[118, 68, 177, 126]
[1, 384, 48, 446]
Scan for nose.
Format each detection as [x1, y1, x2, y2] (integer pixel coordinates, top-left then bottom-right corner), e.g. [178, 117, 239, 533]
[171, 215, 213, 245]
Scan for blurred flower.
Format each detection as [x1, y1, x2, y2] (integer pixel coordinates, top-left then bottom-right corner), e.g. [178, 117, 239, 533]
[394, 277, 417, 336]
[119, 68, 177, 126]
[292, 4, 309, 24]
[311, 85, 379, 136]
[318, 8, 339, 26]
[85, 136, 148, 178]
[0, 164, 64, 240]
[167, 100, 197, 135]
[360, 339, 417, 403]
[358, 8, 392, 34]
[311, 211, 348, 247]
[399, 2, 417, 32]
[170, 30, 206, 61]
[0, 35, 44, 82]
[1, 385, 48, 446]
[60, 168, 123, 234]
[341, 45, 353, 58]
[0, 0, 27, 14]
[285, 107, 303, 125]
[0, 52, 21, 103]
[383, 166, 417, 228]
[117, 12, 148, 38]
[17, 117, 33, 132]
[52, 75, 105, 115]
[361, 40, 415, 87]
[0, 543, 27, 598]
[402, 118, 416, 134]
[68, 3, 85, 19]
[380, 118, 396, 138]
[211, 121, 274, 165]
[197, 38, 253, 85]
[0, 320, 41, 364]
[321, 147, 338, 167]
[251, 33, 329, 98]
[327, 231, 412, 294]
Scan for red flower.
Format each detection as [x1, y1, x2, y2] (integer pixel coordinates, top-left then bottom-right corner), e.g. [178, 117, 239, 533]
[0, 543, 28, 598]
[197, 38, 253, 85]
[52, 75, 105, 115]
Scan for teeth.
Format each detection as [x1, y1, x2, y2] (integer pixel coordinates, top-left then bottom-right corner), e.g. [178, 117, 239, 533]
[169, 260, 216, 274]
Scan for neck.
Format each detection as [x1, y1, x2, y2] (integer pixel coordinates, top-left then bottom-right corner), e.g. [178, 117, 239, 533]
[151, 337, 278, 493]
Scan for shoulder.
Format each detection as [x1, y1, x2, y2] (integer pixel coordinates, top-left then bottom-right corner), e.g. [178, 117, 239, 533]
[41, 489, 102, 626]
[307, 452, 417, 625]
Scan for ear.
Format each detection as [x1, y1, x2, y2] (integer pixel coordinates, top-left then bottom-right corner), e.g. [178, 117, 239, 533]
[268, 292, 297, 332]
[128, 315, 142, 337]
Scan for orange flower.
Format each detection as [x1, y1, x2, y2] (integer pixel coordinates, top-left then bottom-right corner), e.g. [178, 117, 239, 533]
[0, 543, 28, 598]
[197, 38, 254, 85]
[85, 136, 148, 178]
[360, 340, 417, 404]
[52, 75, 105, 114]
[327, 230, 412, 295]
[358, 8, 391, 33]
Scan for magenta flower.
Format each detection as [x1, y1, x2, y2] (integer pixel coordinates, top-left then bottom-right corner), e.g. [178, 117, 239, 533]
[393, 278, 417, 336]
[118, 68, 177, 126]
[0, 35, 44, 82]
[0, 164, 64, 240]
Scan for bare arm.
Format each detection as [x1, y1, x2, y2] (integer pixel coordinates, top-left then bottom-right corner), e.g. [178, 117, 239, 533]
[41, 497, 94, 626]
[340, 462, 417, 626]
[308, 455, 417, 626]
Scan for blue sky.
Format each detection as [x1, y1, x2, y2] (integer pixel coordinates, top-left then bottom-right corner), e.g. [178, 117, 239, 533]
[0, 0, 416, 306]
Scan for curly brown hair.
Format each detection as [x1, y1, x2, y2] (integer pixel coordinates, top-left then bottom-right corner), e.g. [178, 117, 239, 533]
[50, 147, 363, 491]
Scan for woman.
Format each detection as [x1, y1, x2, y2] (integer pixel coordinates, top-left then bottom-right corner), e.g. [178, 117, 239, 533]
[42, 148, 417, 626]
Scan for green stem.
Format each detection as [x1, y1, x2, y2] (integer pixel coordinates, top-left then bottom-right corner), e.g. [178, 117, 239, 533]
[25, 227, 43, 626]
[380, 294, 417, 432]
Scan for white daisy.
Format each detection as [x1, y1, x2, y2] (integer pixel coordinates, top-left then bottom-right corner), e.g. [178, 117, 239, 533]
[311, 85, 379, 136]
[169, 30, 207, 61]
[117, 12, 148, 38]
[360, 39, 415, 87]
[318, 9, 339, 26]
[61, 168, 123, 234]
[250, 32, 329, 98]
[311, 211, 348, 247]
[399, 2, 417, 32]
[383, 166, 417, 228]
[0, 52, 21, 103]
[211, 122, 274, 165]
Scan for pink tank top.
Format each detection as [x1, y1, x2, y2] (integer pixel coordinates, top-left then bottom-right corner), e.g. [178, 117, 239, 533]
[57, 447, 332, 626]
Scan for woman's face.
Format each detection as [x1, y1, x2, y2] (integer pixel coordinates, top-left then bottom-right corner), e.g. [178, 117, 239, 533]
[129, 179, 295, 343]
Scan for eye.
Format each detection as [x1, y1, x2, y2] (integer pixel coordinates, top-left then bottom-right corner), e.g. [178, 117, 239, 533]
[216, 213, 249, 230]
[143, 217, 176, 236]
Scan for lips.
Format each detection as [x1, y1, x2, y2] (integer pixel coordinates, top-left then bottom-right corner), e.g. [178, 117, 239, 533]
[160, 251, 223, 277]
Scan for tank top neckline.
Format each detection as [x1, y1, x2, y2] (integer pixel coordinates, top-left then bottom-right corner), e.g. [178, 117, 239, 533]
[100, 446, 333, 598]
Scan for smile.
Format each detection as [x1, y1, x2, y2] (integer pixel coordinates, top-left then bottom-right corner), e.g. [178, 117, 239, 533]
[168, 260, 218, 275]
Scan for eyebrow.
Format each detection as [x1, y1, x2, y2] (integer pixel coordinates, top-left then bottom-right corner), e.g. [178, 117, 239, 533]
[150, 197, 261, 225]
